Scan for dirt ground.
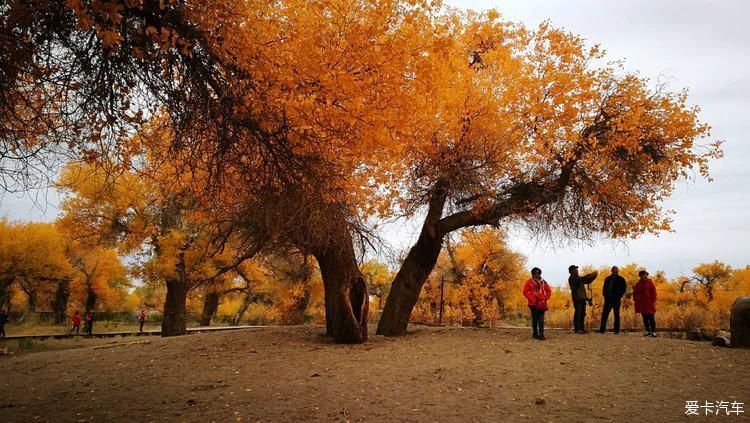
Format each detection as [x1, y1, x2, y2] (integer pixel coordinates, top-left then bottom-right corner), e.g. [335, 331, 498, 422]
[1, 326, 748, 422]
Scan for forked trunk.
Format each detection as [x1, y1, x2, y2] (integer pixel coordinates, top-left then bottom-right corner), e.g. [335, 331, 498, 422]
[314, 244, 369, 344]
[162, 278, 189, 337]
[200, 291, 220, 326]
[377, 226, 443, 336]
[53, 279, 70, 325]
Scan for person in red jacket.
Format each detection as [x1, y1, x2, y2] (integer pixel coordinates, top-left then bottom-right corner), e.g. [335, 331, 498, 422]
[70, 310, 82, 335]
[633, 270, 657, 337]
[523, 267, 552, 340]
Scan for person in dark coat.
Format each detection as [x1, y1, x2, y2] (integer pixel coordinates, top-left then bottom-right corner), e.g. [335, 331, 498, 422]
[137, 309, 146, 333]
[599, 266, 627, 334]
[0, 309, 8, 338]
[84, 311, 95, 335]
[633, 270, 657, 337]
[568, 265, 598, 334]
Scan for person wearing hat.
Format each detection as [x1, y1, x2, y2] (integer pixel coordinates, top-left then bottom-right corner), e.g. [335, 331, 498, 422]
[633, 270, 657, 337]
[568, 265, 598, 334]
[522, 267, 552, 340]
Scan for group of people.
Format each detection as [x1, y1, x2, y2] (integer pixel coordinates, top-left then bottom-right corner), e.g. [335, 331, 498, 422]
[71, 309, 147, 334]
[0, 308, 148, 338]
[523, 265, 658, 340]
[70, 310, 96, 335]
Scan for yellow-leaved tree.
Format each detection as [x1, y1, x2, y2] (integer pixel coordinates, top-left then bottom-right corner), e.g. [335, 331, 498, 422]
[0, 220, 73, 321]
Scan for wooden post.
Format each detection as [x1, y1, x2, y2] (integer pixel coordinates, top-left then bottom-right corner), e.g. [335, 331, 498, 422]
[439, 276, 445, 325]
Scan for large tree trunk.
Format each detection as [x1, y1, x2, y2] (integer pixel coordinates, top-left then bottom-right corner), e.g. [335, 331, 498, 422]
[200, 291, 220, 326]
[731, 296, 750, 348]
[27, 289, 38, 313]
[0, 278, 13, 310]
[231, 292, 253, 326]
[53, 279, 70, 325]
[313, 244, 369, 344]
[323, 284, 333, 336]
[277, 187, 368, 342]
[84, 286, 97, 312]
[162, 278, 189, 337]
[377, 223, 443, 336]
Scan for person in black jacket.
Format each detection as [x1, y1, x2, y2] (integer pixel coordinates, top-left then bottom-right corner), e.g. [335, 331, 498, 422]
[568, 265, 598, 334]
[84, 311, 95, 335]
[598, 266, 627, 334]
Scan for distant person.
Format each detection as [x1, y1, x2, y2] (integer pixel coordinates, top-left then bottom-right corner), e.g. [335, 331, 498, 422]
[633, 270, 657, 337]
[523, 267, 552, 340]
[84, 311, 95, 335]
[599, 266, 627, 334]
[0, 309, 8, 338]
[137, 309, 146, 333]
[70, 310, 82, 335]
[568, 265, 598, 334]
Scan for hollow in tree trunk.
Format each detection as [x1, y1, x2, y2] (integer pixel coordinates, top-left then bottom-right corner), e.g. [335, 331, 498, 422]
[313, 243, 369, 344]
[162, 278, 189, 336]
[53, 279, 70, 325]
[200, 291, 220, 326]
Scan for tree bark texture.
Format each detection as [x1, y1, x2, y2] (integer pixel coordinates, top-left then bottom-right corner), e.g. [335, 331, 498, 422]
[200, 291, 220, 326]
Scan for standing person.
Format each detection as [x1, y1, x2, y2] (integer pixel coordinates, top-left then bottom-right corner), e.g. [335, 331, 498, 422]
[84, 311, 94, 335]
[633, 270, 657, 337]
[523, 267, 552, 340]
[0, 309, 8, 338]
[137, 309, 146, 334]
[599, 266, 627, 334]
[70, 310, 82, 335]
[568, 265, 598, 334]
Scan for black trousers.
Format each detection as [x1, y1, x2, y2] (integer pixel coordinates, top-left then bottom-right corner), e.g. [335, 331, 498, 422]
[573, 300, 587, 332]
[71, 324, 80, 335]
[600, 300, 621, 333]
[529, 306, 545, 336]
[0, 323, 5, 337]
[85, 321, 93, 334]
[641, 313, 656, 333]
[139, 321, 144, 332]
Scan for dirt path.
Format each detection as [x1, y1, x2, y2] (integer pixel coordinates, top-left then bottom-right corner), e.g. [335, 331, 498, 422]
[1, 326, 748, 422]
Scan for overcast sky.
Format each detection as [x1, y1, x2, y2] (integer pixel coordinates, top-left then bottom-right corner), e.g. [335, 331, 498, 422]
[1, 0, 748, 286]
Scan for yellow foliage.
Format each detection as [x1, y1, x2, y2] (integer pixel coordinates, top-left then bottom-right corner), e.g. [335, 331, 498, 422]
[414, 228, 526, 326]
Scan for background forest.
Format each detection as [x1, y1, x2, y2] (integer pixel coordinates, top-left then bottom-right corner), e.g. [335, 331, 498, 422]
[3, 211, 748, 334]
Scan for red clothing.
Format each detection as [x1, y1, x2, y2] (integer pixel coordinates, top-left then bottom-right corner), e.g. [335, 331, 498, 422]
[71, 315, 82, 325]
[633, 278, 657, 314]
[523, 278, 552, 307]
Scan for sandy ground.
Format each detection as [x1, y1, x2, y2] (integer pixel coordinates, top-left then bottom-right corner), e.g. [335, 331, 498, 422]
[1, 326, 748, 422]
